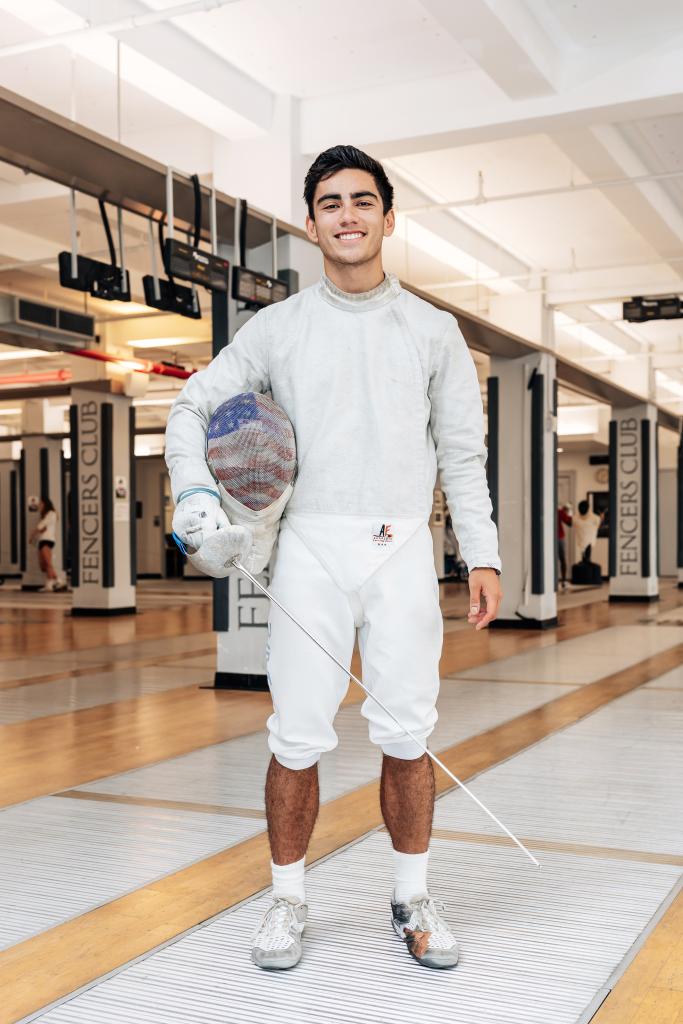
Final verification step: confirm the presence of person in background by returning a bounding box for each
[30,496,62,592]
[574,499,604,564]
[557,502,573,590]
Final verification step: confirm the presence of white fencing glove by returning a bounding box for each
[172,488,253,579]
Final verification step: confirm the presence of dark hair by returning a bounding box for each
[578,500,589,515]
[41,496,55,513]
[303,145,394,219]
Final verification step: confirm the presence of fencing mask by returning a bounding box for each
[206,392,296,572]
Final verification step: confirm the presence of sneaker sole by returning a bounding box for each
[251,951,302,971]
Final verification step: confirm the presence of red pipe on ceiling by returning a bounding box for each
[69,348,194,380]
[0,368,72,386]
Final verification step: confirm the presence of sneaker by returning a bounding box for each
[251,896,307,970]
[391,893,459,969]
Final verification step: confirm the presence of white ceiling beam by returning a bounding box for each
[546,265,683,306]
[50,0,274,137]
[553,125,683,280]
[301,47,683,157]
[387,161,532,288]
[422,0,560,99]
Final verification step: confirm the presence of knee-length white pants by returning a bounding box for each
[266,517,443,770]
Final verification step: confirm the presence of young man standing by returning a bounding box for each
[166,146,502,971]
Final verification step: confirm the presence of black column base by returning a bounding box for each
[608,593,659,603]
[490,615,558,630]
[204,671,269,692]
[71,605,137,616]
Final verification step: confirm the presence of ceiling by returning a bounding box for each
[0,0,682,436]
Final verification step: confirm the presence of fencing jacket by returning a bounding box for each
[165,272,501,576]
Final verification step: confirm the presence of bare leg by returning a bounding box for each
[43,548,57,581]
[265,755,320,865]
[380,752,435,854]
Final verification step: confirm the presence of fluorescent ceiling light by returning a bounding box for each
[128,337,209,348]
[557,405,601,436]
[588,302,623,321]
[587,303,646,346]
[0,408,22,415]
[386,158,529,293]
[116,359,148,372]
[393,217,522,295]
[656,371,683,397]
[132,397,176,406]
[0,1,264,139]
[0,348,52,360]
[555,313,625,357]
[0,0,81,33]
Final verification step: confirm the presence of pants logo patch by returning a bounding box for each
[372,523,393,546]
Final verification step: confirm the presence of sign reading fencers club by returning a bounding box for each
[609,404,658,602]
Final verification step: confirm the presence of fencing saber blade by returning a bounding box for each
[232,559,541,870]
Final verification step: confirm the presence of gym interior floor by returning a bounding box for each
[0,577,681,1024]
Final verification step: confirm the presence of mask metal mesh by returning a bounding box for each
[207,392,296,511]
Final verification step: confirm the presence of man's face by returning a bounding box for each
[305,168,394,266]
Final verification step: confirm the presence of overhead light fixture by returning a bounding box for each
[0,407,22,415]
[127,337,209,348]
[116,359,149,373]
[557,405,601,436]
[555,313,625,358]
[393,217,513,291]
[132,397,176,406]
[0,348,52,361]
[656,371,683,397]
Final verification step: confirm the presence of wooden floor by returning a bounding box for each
[0,577,681,1024]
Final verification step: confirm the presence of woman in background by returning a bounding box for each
[30,496,61,592]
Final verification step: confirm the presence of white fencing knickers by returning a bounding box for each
[265,516,443,770]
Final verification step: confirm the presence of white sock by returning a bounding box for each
[271,857,306,903]
[392,849,429,904]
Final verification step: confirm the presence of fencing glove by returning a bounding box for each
[172,488,252,578]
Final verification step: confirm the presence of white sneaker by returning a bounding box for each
[391,893,459,969]
[251,896,307,970]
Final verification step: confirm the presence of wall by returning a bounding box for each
[135,456,166,578]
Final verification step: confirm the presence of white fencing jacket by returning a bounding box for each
[165,272,501,575]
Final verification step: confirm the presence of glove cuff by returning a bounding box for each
[177,486,220,504]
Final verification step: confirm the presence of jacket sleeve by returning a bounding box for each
[428,317,502,574]
[165,311,270,502]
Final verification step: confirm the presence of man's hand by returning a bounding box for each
[467,568,502,630]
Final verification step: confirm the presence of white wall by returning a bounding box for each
[136,456,166,578]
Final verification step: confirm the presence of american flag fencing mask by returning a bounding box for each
[206,393,296,567]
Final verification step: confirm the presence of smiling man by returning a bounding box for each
[166,145,502,972]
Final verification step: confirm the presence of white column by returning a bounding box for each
[0,456,20,579]
[679,428,683,589]
[489,350,558,628]
[215,563,272,689]
[70,387,136,615]
[609,404,659,602]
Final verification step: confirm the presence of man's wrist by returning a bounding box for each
[471,565,501,576]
